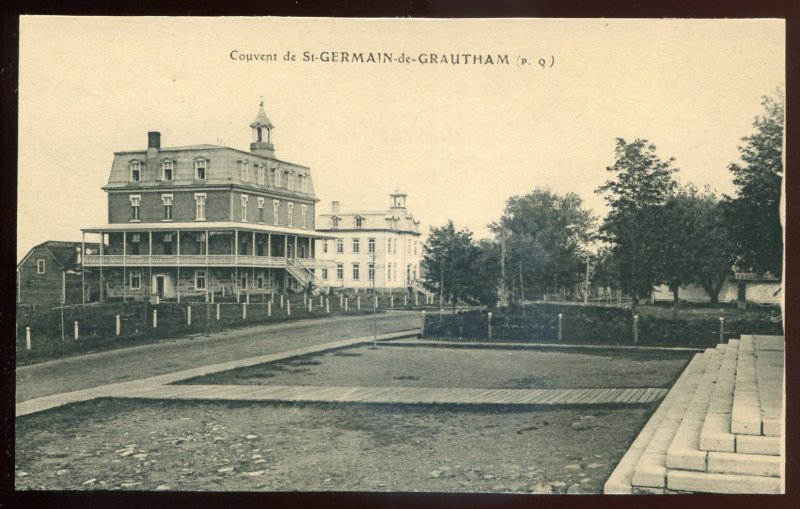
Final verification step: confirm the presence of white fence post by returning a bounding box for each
[558,313,563,341]
[487,312,492,339]
[287,300,292,316]
[26,327,31,350]
[357,296,361,310]
[374,295,378,309]
[115,315,121,336]
[216,304,221,321]
[633,315,639,344]
[420,311,426,338]
[308,299,312,312]
[344,297,348,312]
[74,321,79,340]
[242,303,247,319]
[719,317,725,344]
[187,306,192,325]
[153,309,158,328]
[390,295,394,308]
[280,294,284,308]
[404,294,408,306]
[415,292,419,306]
[267,300,272,317]
[326,298,330,314]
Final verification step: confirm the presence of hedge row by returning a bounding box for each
[422,304,783,348]
[15,293,431,364]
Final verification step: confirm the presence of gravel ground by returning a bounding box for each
[181,344,693,389]
[15,398,655,493]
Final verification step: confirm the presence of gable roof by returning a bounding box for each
[18,241,103,270]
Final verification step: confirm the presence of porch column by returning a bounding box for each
[235,230,239,256]
[267,233,272,260]
[122,232,127,302]
[177,229,181,258]
[284,234,288,258]
[252,231,256,260]
[205,229,209,265]
[294,236,298,260]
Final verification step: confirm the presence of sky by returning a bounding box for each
[18,17,785,261]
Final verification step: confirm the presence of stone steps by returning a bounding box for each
[605,335,785,494]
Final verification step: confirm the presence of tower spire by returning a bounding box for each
[250,98,275,157]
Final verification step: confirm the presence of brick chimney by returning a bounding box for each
[146,131,161,176]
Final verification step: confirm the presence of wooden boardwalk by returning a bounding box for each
[115,384,669,406]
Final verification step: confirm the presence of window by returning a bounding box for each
[257,274,264,289]
[336,239,344,254]
[129,161,141,182]
[36,259,45,274]
[331,216,340,229]
[352,238,360,254]
[194,159,207,180]
[129,269,141,290]
[273,200,280,225]
[163,233,173,255]
[194,193,206,221]
[162,194,173,220]
[161,161,174,181]
[270,167,278,186]
[130,195,141,221]
[257,165,265,185]
[301,205,308,229]
[368,263,375,281]
[355,216,363,228]
[387,263,393,281]
[323,241,328,254]
[198,233,206,255]
[195,269,207,290]
[240,274,248,290]
[352,263,360,281]
[336,263,344,280]
[241,194,249,222]
[301,174,308,193]
[239,160,249,181]
[287,203,294,226]
[322,268,329,280]
[414,241,418,255]
[257,197,265,223]
[387,238,392,254]
[129,233,140,255]
[407,239,411,255]
[283,170,290,189]
[368,238,375,253]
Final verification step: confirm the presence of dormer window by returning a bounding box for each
[271,167,278,186]
[129,161,142,182]
[194,158,208,180]
[284,170,291,190]
[161,160,174,181]
[331,216,340,229]
[239,160,249,181]
[257,165,265,185]
[355,216,364,228]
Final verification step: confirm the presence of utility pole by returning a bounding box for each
[519,261,525,316]
[584,253,590,305]
[61,270,66,343]
[372,250,377,348]
[499,235,507,307]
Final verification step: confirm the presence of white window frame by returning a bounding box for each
[36,259,46,274]
[161,160,174,181]
[331,216,340,229]
[368,238,375,254]
[161,194,173,221]
[195,269,207,290]
[368,263,375,281]
[352,263,360,281]
[129,161,141,182]
[301,205,308,229]
[287,202,294,226]
[194,193,207,221]
[130,194,141,222]
[273,200,280,226]
[271,167,278,186]
[336,263,344,280]
[257,197,265,223]
[239,160,249,181]
[257,165,265,185]
[241,194,249,222]
[322,268,329,280]
[194,158,208,180]
[323,240,328,254]
[129,269,141,290]
[355,216,363,228]
[336,239,344,254]
[352,238,360,254]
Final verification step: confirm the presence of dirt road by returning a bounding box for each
[16,312,422,403]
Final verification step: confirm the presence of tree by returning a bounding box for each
[723,92,784,277]
[654,185,736,308]
[596,138,679,308]
[421,221,499,309]
[491,188,595,300]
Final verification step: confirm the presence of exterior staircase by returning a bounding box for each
[286,258,327,294]
[604,335,784,494]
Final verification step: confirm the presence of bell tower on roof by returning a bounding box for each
[249,98,276,158]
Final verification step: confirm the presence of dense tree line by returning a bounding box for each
[421,92,784,308]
